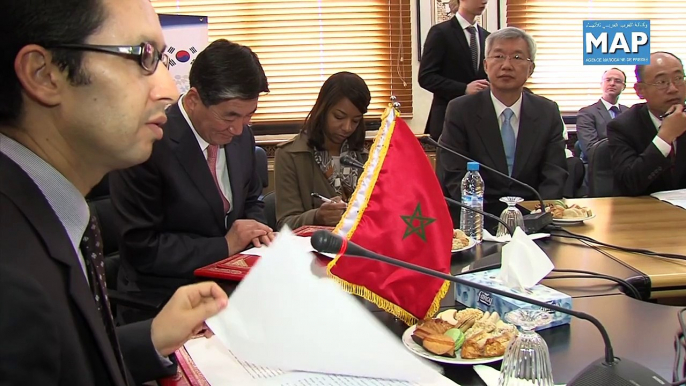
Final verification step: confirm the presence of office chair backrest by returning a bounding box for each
[254,146,269,189]
[587,138,614,197]
[262,190,277,230]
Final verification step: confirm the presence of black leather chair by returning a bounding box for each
[86,174,166,320]
[255,146,269,195]
[587,138,615,197]
[262,190,277,230]
[564,156,587,198]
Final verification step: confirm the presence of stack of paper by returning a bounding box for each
[651,189,686,210]
[196,228,457,386]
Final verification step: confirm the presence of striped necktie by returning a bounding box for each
[466,26,478,72]
[501,108,516,176]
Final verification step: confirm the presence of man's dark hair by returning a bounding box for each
[189,39,269,106]
[635,51,683,82]
[302,71,371,151]
[0,0,107,125]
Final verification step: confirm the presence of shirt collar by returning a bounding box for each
[0,133,90,251]
[600,97,619,112]
[455,12,477,31]
[178,94,211,152]
[648,110,662,131]
[490,91,523,121]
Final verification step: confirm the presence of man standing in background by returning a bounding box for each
[419,0,490,140]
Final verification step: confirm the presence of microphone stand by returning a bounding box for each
[340,155,514,237]
[420,136,553,233]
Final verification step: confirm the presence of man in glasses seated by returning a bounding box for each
[0,0,229,384]
[436,27,567,221]
[576,68,631,162]
[110,39,275,324]
[607,51,686,196]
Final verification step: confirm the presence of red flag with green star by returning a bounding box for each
[327,105,453,325]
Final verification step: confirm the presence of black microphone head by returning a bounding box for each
[310,230,344,254]
[340,155,364,170]
[419,136,435,146]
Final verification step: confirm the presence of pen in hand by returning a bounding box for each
[659,104,686,120]
[311,192,347,207]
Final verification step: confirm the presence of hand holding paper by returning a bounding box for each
[497,228,554,289]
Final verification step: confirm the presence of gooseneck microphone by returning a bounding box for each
[339,153,514,236]
[311,230,669,386]
[420,136,553,233]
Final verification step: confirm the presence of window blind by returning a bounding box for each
[151,0,413,124]
[506,0,686,114]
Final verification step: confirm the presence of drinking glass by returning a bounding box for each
[497,196,526,237]
[498,308,555,386]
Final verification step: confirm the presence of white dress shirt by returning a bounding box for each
[648,110,675,157]
[178,95,233,213]
[455,12,481,64]
[491,92,523,139]
[600,97,621,118]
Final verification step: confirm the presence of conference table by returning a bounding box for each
[163,196,684,385]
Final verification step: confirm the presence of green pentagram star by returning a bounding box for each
[400,203,436,242]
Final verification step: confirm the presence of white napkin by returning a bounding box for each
[497,227,554,289]
[473,365,565,386]
[205,227,444,383]
[483,228,550,243]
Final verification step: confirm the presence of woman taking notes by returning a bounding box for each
[275,72,371,229]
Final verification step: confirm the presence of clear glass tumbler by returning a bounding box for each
[497,196,526,237]
[498,308,555,386]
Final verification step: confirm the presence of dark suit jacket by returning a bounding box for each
[607,103,686,196]
[437,90,568,214]
[110,102,266,297]
[576,99,629,161]
[0,153,174,386]
[418,17,489,141]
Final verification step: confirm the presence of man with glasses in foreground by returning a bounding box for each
[110,39,274,324]
[576,68,631,162]
[437,27,567,218]
[607,51,686,196]
[0,0,228,384]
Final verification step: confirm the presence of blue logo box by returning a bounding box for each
[583,20,650,65]
[454,269,572,331]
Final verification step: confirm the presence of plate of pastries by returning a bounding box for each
[451,229,476,252]
[402,308,518,365]
[532,200,595,224]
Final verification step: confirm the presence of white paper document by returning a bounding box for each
[204,228,456,386]
[242,236,335,258]
[651,189,686,210]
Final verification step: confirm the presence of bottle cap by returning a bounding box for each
[467,161,480,171]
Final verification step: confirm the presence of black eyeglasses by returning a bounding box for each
[50,42,169,74]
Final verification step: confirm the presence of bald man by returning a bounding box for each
[607,52,686,196]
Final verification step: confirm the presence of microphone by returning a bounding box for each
[311,230,668,386]
[340,155,365,170]
[420,136,553,233]
[444,196,514,236]
[338,153,512,236]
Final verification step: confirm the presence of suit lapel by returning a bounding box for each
[512,93,542,178]
[477,25,487,72]
[167,103,225,230]
[0,155,127,386]
[449,17,475,77]
[475,91,508,173]
[595,100,613,124]
[223,138,243,227]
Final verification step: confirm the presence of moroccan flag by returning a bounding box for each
[327,104,453,325]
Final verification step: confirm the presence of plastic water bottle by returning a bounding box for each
[460,161,484,243]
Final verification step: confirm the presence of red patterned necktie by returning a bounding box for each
[207,144,231,214]
[80,214,128,385]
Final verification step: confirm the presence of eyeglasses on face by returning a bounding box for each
[486,54,532,64]
[49,42,169,74]
[643,75,686,91]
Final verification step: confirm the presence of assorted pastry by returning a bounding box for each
[532,200,593,219]
[452,229,471,250]
[411,308,518,359]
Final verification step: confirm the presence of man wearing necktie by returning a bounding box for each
[576,68,631,162]
[0,0,229,384]
[607,52,686,196]
[110,40,274,324]
[418,0,491,141]
[437,27,567,221]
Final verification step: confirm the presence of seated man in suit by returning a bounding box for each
[418,0,491,141]
[0,0,228,383]
[437,26,567,218]
[110,39,274,323]
[577,68,630,161]
[607,51,686,196]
